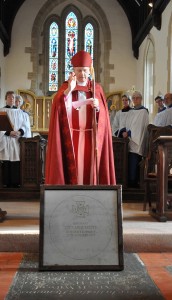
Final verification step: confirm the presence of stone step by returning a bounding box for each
[0,202,171,253]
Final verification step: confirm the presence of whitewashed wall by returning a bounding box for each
[0,40,6,105]
[102,0,136,92]
[137,1,172,96]
[0,0,172,108]
[0,0,136,106]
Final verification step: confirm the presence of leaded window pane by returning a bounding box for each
[84,23,94,61]
[65,12,78,80]
[49,22,58,91]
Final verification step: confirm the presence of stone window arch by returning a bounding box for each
[30,0,112,95]
[42,5,99,95]
[144,35,155,122]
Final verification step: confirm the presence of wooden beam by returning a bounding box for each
[0,21,10,56]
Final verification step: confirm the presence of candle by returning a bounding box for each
[36,103,39,129]
[47,102,50,119]
[37,103,39,117]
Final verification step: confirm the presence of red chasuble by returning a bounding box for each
[45,80,116,185]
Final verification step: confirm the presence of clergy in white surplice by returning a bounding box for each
[112,94,132,137]
[123,91,149,187]
[0,91,31,187]
[153,93,172,127]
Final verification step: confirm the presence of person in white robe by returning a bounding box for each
[155,95,166,113]
[15,94,31,138]
[123,91,149,187]
[153,93,172,126]
[112,94,132,137]
[0,91,31,187]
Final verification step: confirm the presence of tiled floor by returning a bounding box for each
[139,253,172,300]
[0,202,172,299]
[0,252,23,300]
[0,252,172,299]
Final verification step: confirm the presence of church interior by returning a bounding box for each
[0,0,172,299]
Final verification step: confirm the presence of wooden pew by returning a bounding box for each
[112,137,129,188]
[19,135,47,188]
[0,135,47,200]
[143,125,172,221]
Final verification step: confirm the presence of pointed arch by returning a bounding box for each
[42,14,61,95]
[144,34,155,122]
[83,16,99,71]
[61,5,82,81]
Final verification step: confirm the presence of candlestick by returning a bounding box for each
[47,102,50,119]
[36,103,39,129]
[37,103,39,116]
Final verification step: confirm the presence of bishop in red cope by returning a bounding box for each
[45,50,116,185]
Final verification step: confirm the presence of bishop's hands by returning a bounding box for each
[64,72,76,97]
[90,98,99,109]
[64,71,99,110]
[68,72,76,91]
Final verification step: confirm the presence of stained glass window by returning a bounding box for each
[84,23,94,61]
[47,11,96,92]
[65,12,78,80]
[49,22,58,92]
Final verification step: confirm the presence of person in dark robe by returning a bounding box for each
[45,50,116,185]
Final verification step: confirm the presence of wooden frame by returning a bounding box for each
[39,185,123,271]
[17,89,53,131]
[143,125,172,214]
[106,91,124,113]
[149,136,172,222]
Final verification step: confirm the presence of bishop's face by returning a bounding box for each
[74,67,90,83]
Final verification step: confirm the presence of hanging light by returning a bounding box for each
[148,1,153,8]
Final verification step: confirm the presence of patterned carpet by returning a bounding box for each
[5,253,164,300]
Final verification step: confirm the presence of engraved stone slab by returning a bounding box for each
[6,253,164,300]
[39,186,123,270]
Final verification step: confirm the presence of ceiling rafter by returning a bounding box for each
[0,0,171,57]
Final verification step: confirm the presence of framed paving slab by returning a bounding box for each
[39,185,123,271]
